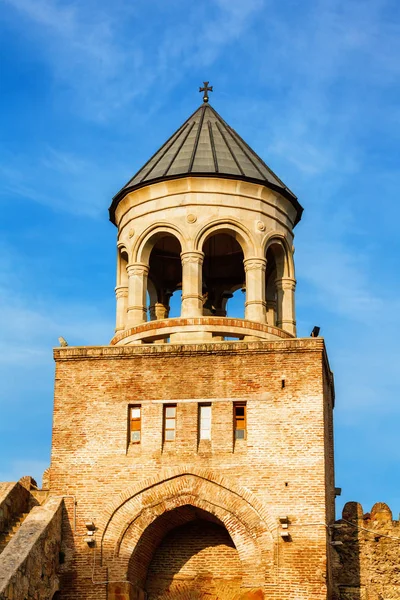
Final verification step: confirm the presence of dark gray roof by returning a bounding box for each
[109,103,303,224]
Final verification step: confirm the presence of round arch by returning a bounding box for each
[122,495,266,589]
[195,219,256,259]
[263,234,294,279]
[133,223,186,265]
[99,471,275,591]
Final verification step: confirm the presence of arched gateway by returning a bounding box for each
[97,471,274,600]
[99,470,276,598]
[50,87,335,600]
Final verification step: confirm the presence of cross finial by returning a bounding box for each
[199,81,213,103]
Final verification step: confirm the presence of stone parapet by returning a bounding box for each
[54,336,326,360]
[0,497,63,600]
[332,501,400,600]
[0,482,31,536]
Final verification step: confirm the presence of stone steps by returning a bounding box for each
[0,511,30,555]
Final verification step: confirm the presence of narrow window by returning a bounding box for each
[164,405,176,441]
[130,405,141,443]
[234,402,246,439]
[199,404,211,440]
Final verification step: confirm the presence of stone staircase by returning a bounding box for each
[0,510,30,555]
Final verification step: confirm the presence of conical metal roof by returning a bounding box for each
[109,103,303,224]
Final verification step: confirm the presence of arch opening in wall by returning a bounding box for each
[201,233,245,321]
[117,247,129,288]
[265,241,289,329]
[147,234,182,321]
[127,505,243,600]
[265,247,277,327]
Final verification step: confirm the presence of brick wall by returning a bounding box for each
[50,338,335,600]
[146,520,242,600]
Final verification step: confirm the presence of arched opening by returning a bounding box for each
[128,505,242,600]
[265,247,277,326]
[202,233,245,319]
[147,234,182,320]
[115,247,129,331]
[117,247,129,287]
[265,240,293,331]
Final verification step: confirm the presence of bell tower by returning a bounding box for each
[109,90,302,345]
[50,88,336,600]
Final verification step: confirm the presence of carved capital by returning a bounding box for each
[181,251,205,266]
[275,277,296,291]
[127,263,150,277]
[115,285,128,299]
[243,257,267,272]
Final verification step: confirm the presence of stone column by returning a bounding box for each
[126,263,149,327]
[266,300,276,326]
[115,285,128,332]
[275,277,296,335]
[243,258,267,323]
[180,251,204,318]
[149,302,169,320]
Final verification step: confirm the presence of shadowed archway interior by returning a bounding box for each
[128,505,243,600]
[148,234,182,320]
[202,232,245,317]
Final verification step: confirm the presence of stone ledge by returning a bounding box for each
[54,337,325,361]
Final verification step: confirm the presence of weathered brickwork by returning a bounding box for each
[49,338,335,600]
[146,520,242,599]
[332,501,400,600]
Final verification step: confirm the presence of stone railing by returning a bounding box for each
[0,497,63,599]
[110,316,294,346]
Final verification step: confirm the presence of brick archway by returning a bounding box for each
[99,470,276,594]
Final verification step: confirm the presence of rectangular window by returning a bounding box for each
[234,402,246,440]
[199,404,212,440]
[164,404,176,441]
[130,405,141,443]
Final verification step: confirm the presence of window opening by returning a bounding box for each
[130,405,141,443]
[234,402,246,439]
[199,404,212,440]
[164,405,177,441]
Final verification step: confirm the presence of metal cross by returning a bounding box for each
[199,81,213,103]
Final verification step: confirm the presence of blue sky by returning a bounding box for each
[1,0,399,519]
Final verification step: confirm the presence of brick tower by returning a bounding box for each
[50,89,336,600]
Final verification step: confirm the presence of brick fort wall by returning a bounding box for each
[50,338,335,600]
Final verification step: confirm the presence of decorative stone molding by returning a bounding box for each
[243,257,267,272]
[127,263,150,277]
[186,213,197,223]
[180,250,204,265]
[115,285,128,298]
[256,220,266,232]
[275,277,296,291]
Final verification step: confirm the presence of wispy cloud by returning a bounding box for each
[0,146,118,216]
[1,0,265,120]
